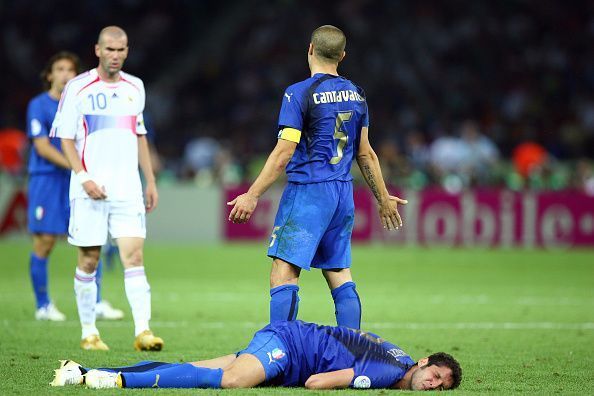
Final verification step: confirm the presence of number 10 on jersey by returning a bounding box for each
[330,111,353,165]
[88,93,107,110]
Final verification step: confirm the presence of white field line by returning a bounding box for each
[2,320,594,330]
[1,292,593,306]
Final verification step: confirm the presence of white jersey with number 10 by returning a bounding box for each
[51,68,147,201]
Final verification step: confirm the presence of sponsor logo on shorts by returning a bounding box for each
[267,348,285,364]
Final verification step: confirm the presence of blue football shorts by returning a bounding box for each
[267,180,354,270]
[27,173,70,234]
[237,327,289,382]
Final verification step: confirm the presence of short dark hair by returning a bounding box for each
[311,25,346,63]
[428,352,462,390]
[40,51,81,90]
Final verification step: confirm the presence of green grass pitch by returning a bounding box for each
[1,241,593,394]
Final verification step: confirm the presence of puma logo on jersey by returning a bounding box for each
[152,374,160,388]
[284,92,293,102]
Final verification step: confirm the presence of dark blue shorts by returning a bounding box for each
[27,173,70,234]
[267,181,354,270]
[237,328,289,382]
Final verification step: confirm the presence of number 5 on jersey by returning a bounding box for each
[330,111,353,164]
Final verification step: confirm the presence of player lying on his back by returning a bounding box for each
[51,320,461,391]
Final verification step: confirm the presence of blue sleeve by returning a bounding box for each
[362,100,370,128]
[26,98,49,139]
[277,85,307,132]
[351,360,403,389]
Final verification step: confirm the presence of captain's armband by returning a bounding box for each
[277,127,301,143]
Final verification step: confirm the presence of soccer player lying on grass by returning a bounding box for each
[51,320,461,391]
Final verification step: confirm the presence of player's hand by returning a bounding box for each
[82,180,107,200]
[377,195,408,230]
[227,193,258,224]
[145,181,159,213]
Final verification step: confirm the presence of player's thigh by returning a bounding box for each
[190,354,237,369]
[108,198,146,240]
[312,182,355,270]
[267,183,337,270]
[233,329,288,387]
[221,354,267,388]
[68,198,109,247]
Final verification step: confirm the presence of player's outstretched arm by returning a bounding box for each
[33,137,71,169]
[227,139,296,224]
[138,135,158,212]
[356,127,407,230]
[61,138,106,200]
[304,368,354,389]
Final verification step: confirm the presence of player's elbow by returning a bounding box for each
[357,144,374,159]
[356,145,374,162]
[273,149,294,171]
[275,154,291,170]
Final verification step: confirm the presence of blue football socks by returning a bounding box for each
[30,253,49,308]
[116,363,223,388]
[331,281,361,329]
[95,259,103,303]
[270,284,300,322]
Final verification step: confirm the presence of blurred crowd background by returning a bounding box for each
[1,0,593,193]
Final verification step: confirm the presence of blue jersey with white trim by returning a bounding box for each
[268,320,414,388]
[278,73,369,183]
[26,93,68,175]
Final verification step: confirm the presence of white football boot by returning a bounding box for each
[35,302,66,321]
[96,300,124,320]
[50,360,84,386]
[84,370,122,389]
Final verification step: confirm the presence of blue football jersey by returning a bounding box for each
[277,73,369,183]
[26,92,68,175]
[267,321,414,389]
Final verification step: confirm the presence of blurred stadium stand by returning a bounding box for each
[1,0,593,192]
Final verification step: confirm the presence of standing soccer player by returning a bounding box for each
[228,25,407,328]
[51,26,163,351]
[27,52,125,322]
[26,52,78,321]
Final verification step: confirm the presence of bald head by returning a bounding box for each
[95,26,129,81]
[98,26,127,45]
[311,25,346,63]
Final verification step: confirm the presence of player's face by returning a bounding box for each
[410,364,454,391]
[49,59,77,93]
[95,35,128,76]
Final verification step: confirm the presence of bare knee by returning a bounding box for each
[32,234,57,258]
[322,268,353,290]
[270,259,301,288]
[120,248,143,268]
[221,372,248,389]
[78,247,101,273]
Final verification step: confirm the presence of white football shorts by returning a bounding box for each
[68,198,146,246]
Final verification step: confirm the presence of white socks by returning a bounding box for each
[124,266,151,336]
[74,268,99,339]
